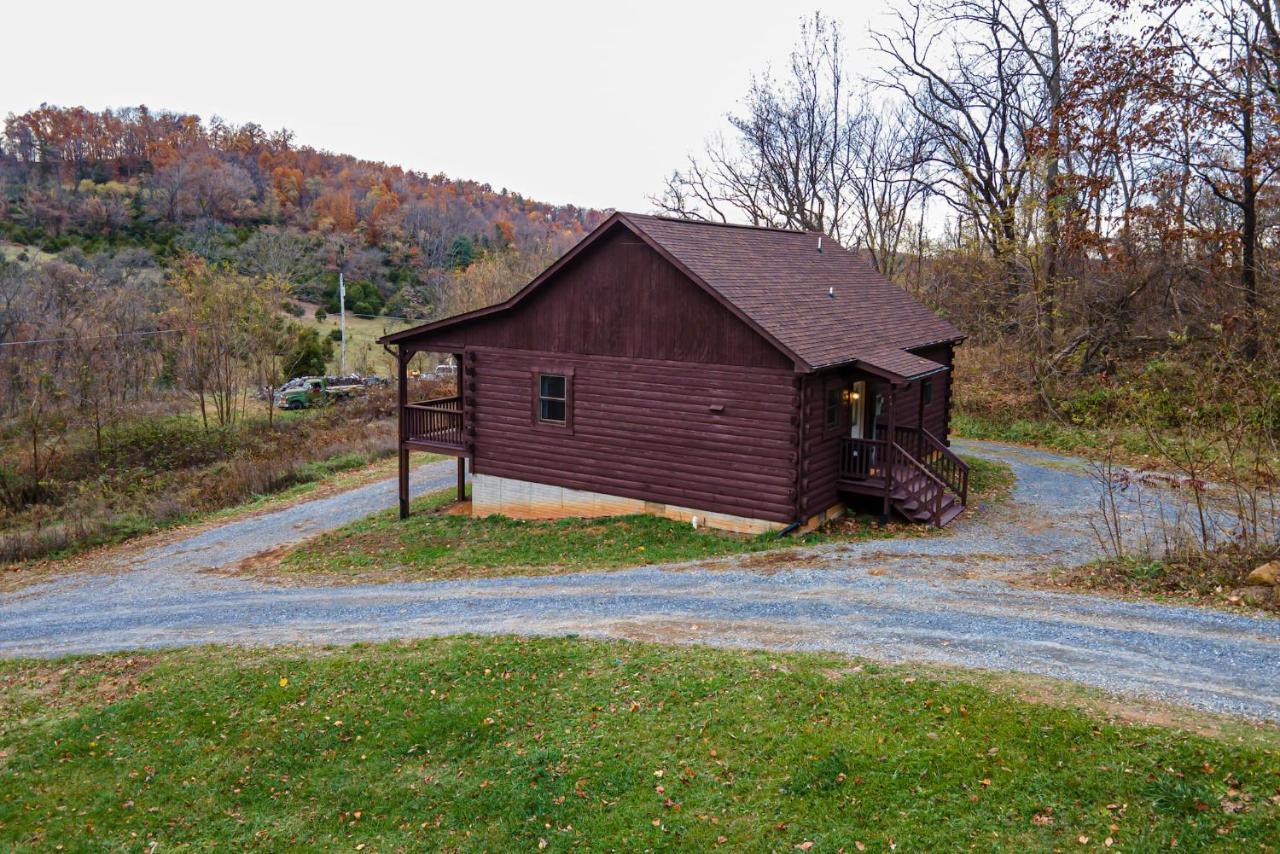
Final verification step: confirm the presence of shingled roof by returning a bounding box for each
[383,212,963,380]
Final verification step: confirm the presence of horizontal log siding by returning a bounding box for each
[470,349,799,523]
[403,228,793,371]
[888,344,954,442]
[797,374,843,519]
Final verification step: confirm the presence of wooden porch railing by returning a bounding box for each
[840,437,888,480]
[405,395,464,448]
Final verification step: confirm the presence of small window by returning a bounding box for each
[538,373,567,424]
[922,379,933,406]
[825,387,842,429]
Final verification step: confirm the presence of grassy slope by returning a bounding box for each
[1,402,402,568]
[0,637,1276,850]
[289,301,420,376]
[276,454,1011,583]
[276,488,899,582]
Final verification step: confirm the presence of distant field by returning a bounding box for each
[0,242,56,265]
[287,301,431,377]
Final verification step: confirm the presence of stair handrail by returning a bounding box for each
[892,442,949,525]
[916,428,970,506]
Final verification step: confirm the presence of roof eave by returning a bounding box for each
[808,356,952,384]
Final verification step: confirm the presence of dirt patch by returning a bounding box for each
[601,617,811,648]
[218,543,293,579]
[1013,552,1280,620]
[680,548,834,575]
[730,551,829,573]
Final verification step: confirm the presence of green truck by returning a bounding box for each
[275,377,363,410]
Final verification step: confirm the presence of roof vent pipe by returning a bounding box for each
[817,236,823,253]
[828,287,835,299]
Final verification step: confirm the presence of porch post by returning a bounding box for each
[882,383,898,522]
[397,345,410,520]
[456,351,466,502]
[916,379,925,431]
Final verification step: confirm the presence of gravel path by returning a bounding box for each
[2,441,1278,721]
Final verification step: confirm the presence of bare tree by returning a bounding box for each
[1166,0,1280,358]
[847,102,933,278]
[653,14,863,241]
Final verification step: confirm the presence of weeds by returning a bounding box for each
[0,394,398,564]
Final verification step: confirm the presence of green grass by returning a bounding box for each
[953,412,1158,457]
[290,300,419,375]
[0,637,1276,849]
[964,453,1017,499]
[276,455,1012,583]
[277,487,894,582]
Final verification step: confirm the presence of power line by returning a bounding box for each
[0,327,188,348]
[0,311,425,348]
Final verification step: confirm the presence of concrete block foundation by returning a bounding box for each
[471,473,821,535]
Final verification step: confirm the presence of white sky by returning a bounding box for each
[3,0,891,213]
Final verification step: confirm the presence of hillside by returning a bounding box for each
[0,104,602,318]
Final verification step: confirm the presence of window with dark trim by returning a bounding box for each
[824,386,842,429]
[538,373,567,424]
[922,379,933,406]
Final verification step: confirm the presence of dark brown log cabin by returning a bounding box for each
[379,212,967,533]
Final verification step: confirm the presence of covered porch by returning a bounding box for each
[820,367,969,527]
[392,346,472,518]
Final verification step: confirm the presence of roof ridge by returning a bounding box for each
[623,211,810,235]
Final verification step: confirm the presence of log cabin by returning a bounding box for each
[379,212,967,533]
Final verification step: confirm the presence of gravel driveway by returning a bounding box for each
[2,441,1278,721]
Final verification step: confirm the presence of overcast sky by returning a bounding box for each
[4,0,891,213]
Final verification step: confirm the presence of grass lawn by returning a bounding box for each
[953,412,1160,460]
[274,488,898,582]
[964,453,1017,499]
[272,455,1011,583]
[0,637,1276,850]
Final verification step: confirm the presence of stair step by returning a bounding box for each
[937,503,965,527]
[891,489,960,526]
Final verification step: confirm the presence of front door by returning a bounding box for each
[848,380,867,439]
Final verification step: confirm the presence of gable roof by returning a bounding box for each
[381,212,963,381]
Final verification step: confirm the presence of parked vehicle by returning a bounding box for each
[276,376,364,409]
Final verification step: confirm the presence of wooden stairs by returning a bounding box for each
[837,427,970,528]
[889,462,965,527]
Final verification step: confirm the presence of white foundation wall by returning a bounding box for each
[470,473,790,535]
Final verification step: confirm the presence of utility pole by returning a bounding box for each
[337,243,347,374]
